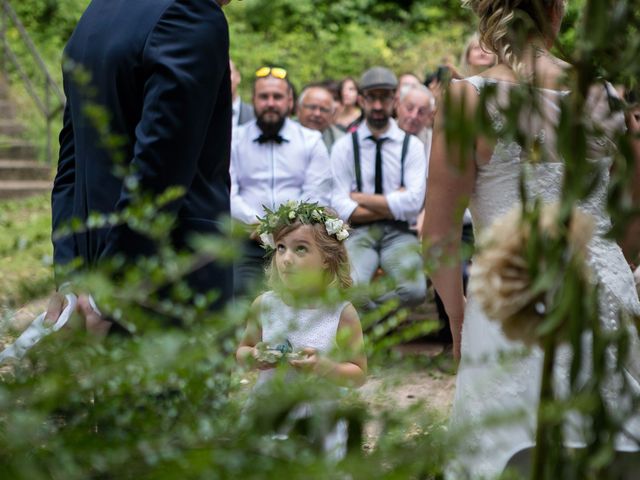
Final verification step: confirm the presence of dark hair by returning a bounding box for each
[320,79,341,102]
[338,77,359,103]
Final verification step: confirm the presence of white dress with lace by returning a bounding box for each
[449,76,640,478]
[256,291,349,386]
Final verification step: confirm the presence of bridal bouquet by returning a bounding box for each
[469,203,594,345]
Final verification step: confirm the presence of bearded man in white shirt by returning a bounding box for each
[230,67,331,295]
[330,67,427,309]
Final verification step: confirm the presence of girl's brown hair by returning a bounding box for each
[265,219,352,291]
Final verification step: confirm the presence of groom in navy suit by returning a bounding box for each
[49,0,235,333]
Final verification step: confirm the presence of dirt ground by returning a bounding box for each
[361,344,456,414]
[2,299,457,417]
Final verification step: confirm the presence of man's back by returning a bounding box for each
[53,0,232,266]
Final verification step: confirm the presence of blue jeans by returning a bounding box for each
[347,222,426,308]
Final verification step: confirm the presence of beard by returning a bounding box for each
[366,111,390,131]
[256,109,286,137]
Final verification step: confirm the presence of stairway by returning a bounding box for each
[0,77,52,200]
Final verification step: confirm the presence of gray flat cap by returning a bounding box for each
[359,66,398,91]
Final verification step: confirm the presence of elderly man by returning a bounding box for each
[297,84,344,152]
[231,67,331,295]
[396,83,435,156]
[330,67,427,309]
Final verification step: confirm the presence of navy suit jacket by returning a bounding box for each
[52,0,232,303]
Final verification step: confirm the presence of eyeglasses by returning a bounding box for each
[255,66,288,79]
[363,92,394,104]
[301,104,332,114]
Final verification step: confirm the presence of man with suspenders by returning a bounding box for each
[330,67,428,310]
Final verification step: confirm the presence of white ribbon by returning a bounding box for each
[0,293,78,364]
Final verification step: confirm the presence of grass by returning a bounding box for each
[0,193,53,309]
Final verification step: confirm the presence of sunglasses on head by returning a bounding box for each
[255,66,287,79]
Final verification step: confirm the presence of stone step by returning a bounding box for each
[0,119,25,136]
[0,159,51,181]
[0,180,51,199]
[0,141,38,160]
[0,98,16,118]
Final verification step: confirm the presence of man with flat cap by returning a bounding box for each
[330,67,428,309]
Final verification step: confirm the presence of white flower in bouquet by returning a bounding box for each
[336,229,350,241]
[259,232,275,249]
[325,218,344,236]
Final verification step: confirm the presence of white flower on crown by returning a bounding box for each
[259,232,275,249]
[288,210,296,219]
[285,200,298,209]
[336,229,350,241]
[311,210,322,221]
[325,218,344,236]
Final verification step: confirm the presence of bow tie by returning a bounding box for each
[256,133,286,144]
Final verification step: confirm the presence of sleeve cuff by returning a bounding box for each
[385,192,406,221]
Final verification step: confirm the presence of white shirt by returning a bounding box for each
[232,97,241,127]
[416,127,433,159]
[330,119,427,223]
[230,118,331,224]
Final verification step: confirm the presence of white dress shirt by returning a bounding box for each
[330,119,427,223]
[416,127,433,159]
[230,118,331,224]
[232,96,241,127]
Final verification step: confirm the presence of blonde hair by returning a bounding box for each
[463,0,565,74]
[459,32,497,76]
[265,219,353,291]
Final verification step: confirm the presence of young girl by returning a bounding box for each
[236,201,367,388]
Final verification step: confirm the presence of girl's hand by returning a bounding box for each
[251,343,277,370]
[288,347,319,371]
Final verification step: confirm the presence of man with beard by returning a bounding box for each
[330,67,427,310]
[230,67,331,295]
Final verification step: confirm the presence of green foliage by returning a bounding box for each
[225,0,474,96]
[1,1,639,479]
[0,194,53,308]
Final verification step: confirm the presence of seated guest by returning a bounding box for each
[394,72,422,106]
[297,84,345,152]
[459,32,497,76]
[396,83,436,156]
[334,76,362,132]
[330,67,427,309]
[231,67,331,295]
[230,59,255,128]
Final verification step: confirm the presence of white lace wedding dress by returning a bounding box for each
[449,76,640,478]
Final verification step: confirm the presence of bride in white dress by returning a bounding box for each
[422,0,640,477]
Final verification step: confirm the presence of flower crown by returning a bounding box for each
[256,201,350,252]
